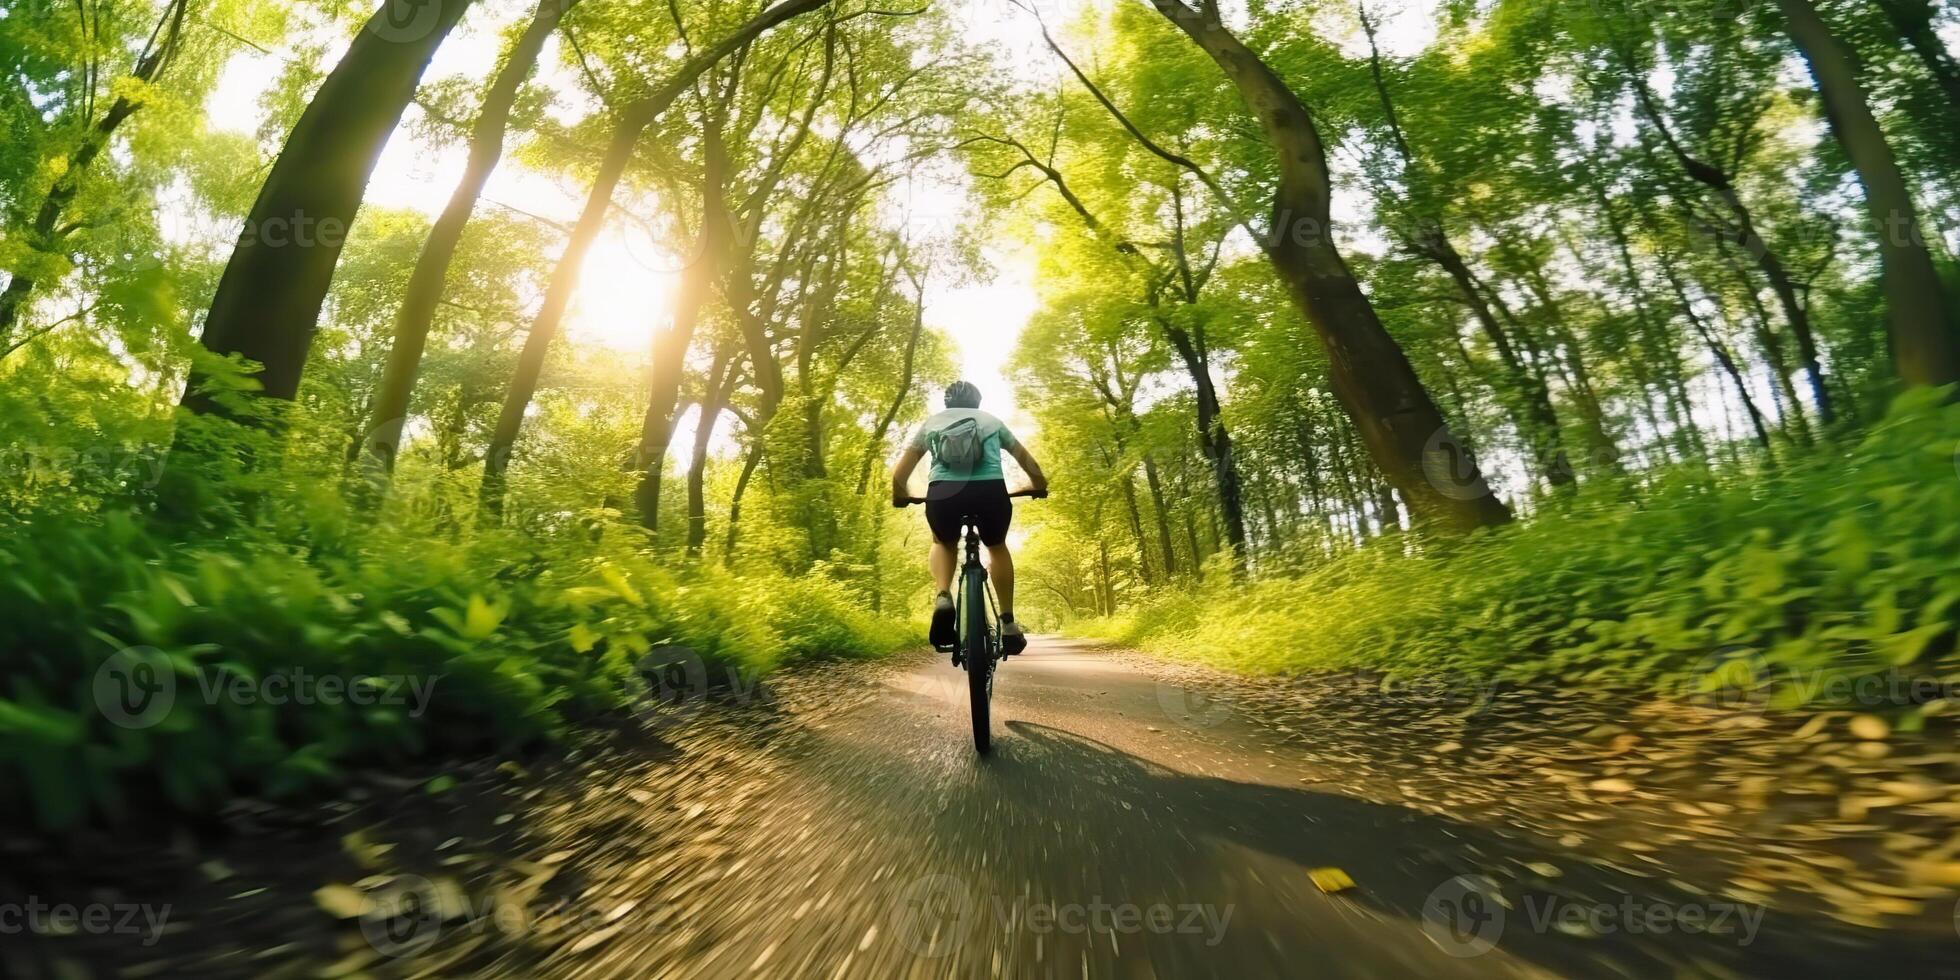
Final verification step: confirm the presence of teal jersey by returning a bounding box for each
[909,409,1018,483]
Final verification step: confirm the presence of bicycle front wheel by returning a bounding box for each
[964,567,992,754]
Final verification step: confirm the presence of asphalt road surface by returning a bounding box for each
[511,636,1943,980]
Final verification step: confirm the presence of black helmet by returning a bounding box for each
[945,381,982,409]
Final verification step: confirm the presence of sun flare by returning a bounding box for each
[565,223,680,356]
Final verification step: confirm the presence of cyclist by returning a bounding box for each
[891,381,1047,657]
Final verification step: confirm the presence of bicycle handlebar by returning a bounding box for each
[897,489,1047,507]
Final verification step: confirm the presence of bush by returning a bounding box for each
[0,506,919,830]
[1080,389,1960,711]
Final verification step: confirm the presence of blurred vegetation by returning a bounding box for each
[0,442,920,830]
[4,0,1960,835]
[0,0,950,830]
[1075,390,1960,716]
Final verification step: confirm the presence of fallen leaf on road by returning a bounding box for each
[313,884,367,919]
[1905,861,1960,886]
[1308,867,1356,893]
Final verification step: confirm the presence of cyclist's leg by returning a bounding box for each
[929,540,956,594]
[985,544,1015,618]
[922,482,967,650]
[973,481,1025,654]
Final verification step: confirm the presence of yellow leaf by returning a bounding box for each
[1906,861,1960,887]
[1308,867,1356,893]
[1792,713,1834,740]
[1876,778,1941,803]
[599,565,643,606]
[462,593,508,639]
[569,622,599,654]
[1848,715,1889,741]
[314,883,368,919]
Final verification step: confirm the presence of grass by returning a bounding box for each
[0,503,918,830]
[1077,389,1960,718]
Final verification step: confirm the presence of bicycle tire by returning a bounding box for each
[963,566,992,754]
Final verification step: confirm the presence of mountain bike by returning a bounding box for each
[900,488,1041,754]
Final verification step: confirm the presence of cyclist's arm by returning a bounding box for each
[1007,442,1047,495]
[890,445,926,507]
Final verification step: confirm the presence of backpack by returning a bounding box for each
[932,417,984,473]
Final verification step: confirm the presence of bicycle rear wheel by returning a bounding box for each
[963,567,992,754]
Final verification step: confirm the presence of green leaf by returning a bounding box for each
[0,698,85,745]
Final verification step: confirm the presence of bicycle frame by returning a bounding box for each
[897,487,1041,754]
[953,517,999,753]
[953,520,1001,667]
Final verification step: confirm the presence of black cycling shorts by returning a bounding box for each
[924,479,1012,546]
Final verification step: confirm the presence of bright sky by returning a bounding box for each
[198,0,1443,458]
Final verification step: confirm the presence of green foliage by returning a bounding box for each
[1080,391,1960,706]
[5,0,1955,842]
[0,461,918,832]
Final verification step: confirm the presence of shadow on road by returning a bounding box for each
[961,720,1944,978]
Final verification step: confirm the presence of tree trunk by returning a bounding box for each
[1727,197,1834,423]
[636,126,729,531]
[1253,468,1283,547]
[1142,0,1511,532]
[1633,80,1837,422]
[1158,319,1250,559]
[1105,433,1154,583]
[790,245,855,483]
[1423,233,1572,490]
[1098,539,1116,615]
[723,438,765,566]
[1358,18,1572,492]
[1779,0,1960,387]
[856,285,925,494]
[1329,415,1367,545]
[1141,453,1178,578]
[478,0,833,520]
[1593,176,1706,462]
[359,0,574,491]
[687,346,738,557]
[1293,410,1335,543]
[1658,248,1775,452]
[182,0,471,415]
[1723,253,1814,444]
[1516,272,1620,473]
[1875,0,1960,127]
[1182,495,1204,579]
